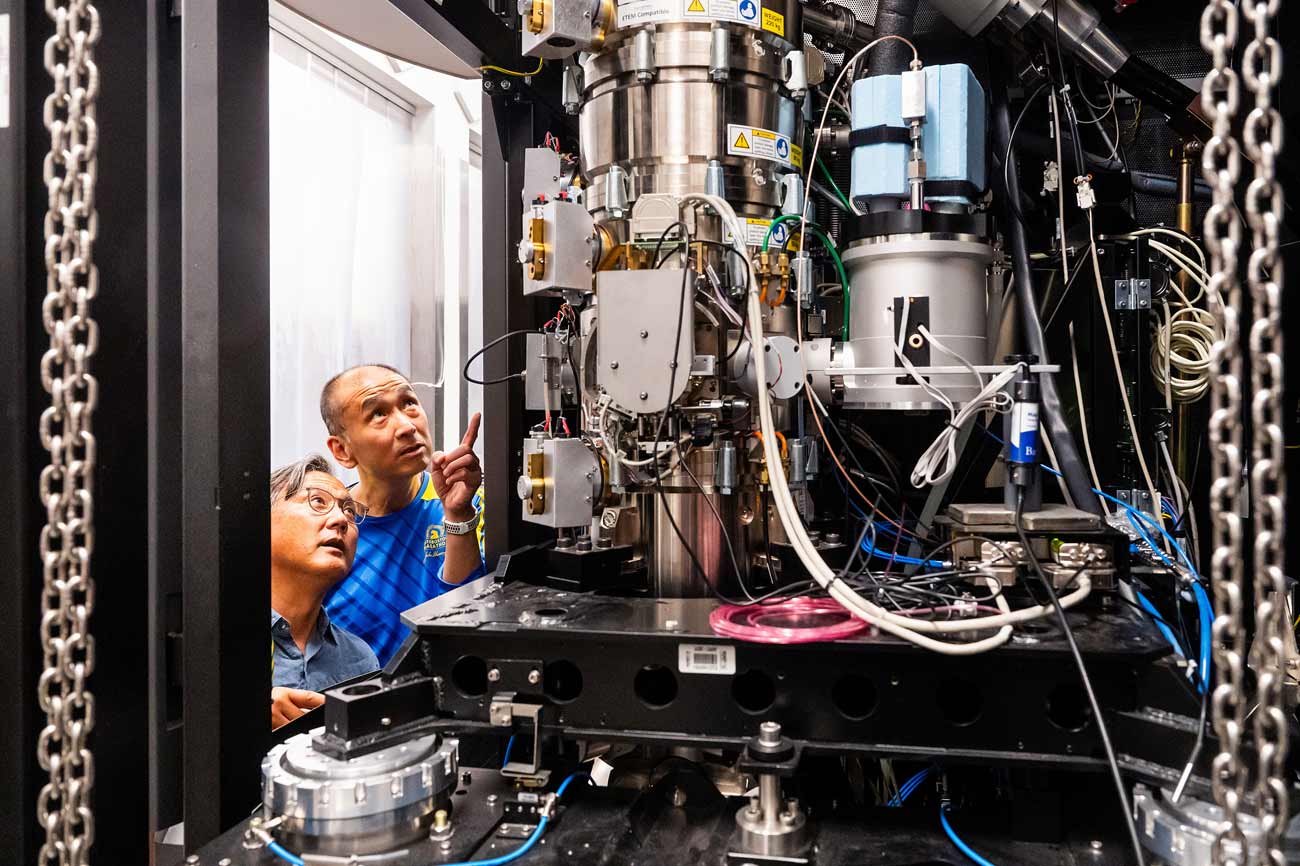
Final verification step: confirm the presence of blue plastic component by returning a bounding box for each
[850,64,987,208]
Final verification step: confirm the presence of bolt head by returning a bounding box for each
[610,361,619,369]
[528,669,542,685]
[487,668,502,682]
[639,391,648,400]
[639,329,648,338]
[487,794,499,805]
[758,721,782,744]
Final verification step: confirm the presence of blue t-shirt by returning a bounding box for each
[324,473,486,665]
[271,608,378,693]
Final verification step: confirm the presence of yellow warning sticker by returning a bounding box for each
[687,0,705,10]
[677,0,768,33]
[727,123,797,169]
[761,8,784,36]
[724,217,792,248]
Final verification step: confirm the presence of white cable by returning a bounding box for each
[1085,210,1161,521]
[900,307,1014,488]
[703,191,1090,653]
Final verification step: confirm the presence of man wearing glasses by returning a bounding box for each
[269,455,378,729]
[320,364,486,666]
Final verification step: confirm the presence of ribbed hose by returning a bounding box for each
[865,0,918,76]
[992,86,1102,515]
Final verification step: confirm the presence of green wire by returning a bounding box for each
[815,159,853,212]
[757,216,852,341]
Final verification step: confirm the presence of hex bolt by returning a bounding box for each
[527,669,542,685]
[487,668,501,682]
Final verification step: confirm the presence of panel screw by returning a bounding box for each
[610,361,619,369]
[487,794,499,805]
[186,858,199,865]
[1090,840,1104,852]
[640,330,648,338]
[487,668,501,682]
[528,669,542,685]
[758,721,782,744]
[639,392,648,400]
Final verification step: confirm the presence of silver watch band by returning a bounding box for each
[442,509,481,536]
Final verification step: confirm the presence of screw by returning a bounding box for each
[528,669,542,685]
[441,839,453,852]
[758,721,782,744]
[501,79,513,91]
[585,259,592,267]
[380,716,392,727]
[219,860,231,866]
[186,858,199,865]
[487,794,499,806]
[434,809,450,831]
[462,771,473,786]
[747,797,761,816]
[639,392,648,400]
[610,361,619,369]
[487,668,501,682]
[1090,840,1104,852]
[640,330,648,338]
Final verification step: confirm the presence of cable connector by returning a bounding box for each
[540,792,560,820]
[1073,174,1096,210]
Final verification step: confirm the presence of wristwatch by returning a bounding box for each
[443,510,481,536]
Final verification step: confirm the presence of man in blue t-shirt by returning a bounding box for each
[321,364,486,664]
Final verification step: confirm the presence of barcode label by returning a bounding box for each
[678,643,736,675]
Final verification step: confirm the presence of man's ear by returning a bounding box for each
[326,434,358,470]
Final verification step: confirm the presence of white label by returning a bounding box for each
[724,217,789,249]
[616,0,678,27]
[0,15,10,129]
[618,0,783,34]
[678,643,736,674]
[727,123,803,169]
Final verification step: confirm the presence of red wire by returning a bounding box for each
[710,598,871,644]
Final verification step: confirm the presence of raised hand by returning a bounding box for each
[430,412,482,521]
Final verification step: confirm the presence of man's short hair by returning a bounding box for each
[270,454,334,505]
[319,363,408,436]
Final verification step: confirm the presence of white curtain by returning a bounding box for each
[268,29,416,480]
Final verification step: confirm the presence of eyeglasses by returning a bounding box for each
[300,487,368,525]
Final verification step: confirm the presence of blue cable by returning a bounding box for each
[940,806,999,866]
[888,767,931,806]
[1135,590,1189,660]
[1191,579,1213,692]
[860,538,948,569]
[266,841,305,866]
[503,734,516,767]
[1126,510,1177,569]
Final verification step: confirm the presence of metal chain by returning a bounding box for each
[36,2,101,865]
[1199,2,1249,865]
[1241,2,1289,864]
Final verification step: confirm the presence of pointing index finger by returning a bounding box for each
[461,412,482,449]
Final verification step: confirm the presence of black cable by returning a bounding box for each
[1014,490,1146,866]
[463,328,534,385]
[993,83,1102,514]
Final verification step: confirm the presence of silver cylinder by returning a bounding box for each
[841,233,993,410]
[716,439,739,494]
[580,25,802,220]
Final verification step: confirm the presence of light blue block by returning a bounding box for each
[849,64,986,209]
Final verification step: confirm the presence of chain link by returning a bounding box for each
[1199,2,1249,864]
[1241,2,1289,864]
[36,2,101,865]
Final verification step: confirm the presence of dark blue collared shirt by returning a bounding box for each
[271,607,379,693]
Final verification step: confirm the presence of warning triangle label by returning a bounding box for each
[733,132,750,149]
[687,0,705,11]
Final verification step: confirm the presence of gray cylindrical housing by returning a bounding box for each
[841,234,992,410]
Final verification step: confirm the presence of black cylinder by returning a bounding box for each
[993,84,1102,515]
[865,0,918,77]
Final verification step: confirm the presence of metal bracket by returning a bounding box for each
[1116,488,1155,519]
[1114,278,1151,311]
[490,693,547,779]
